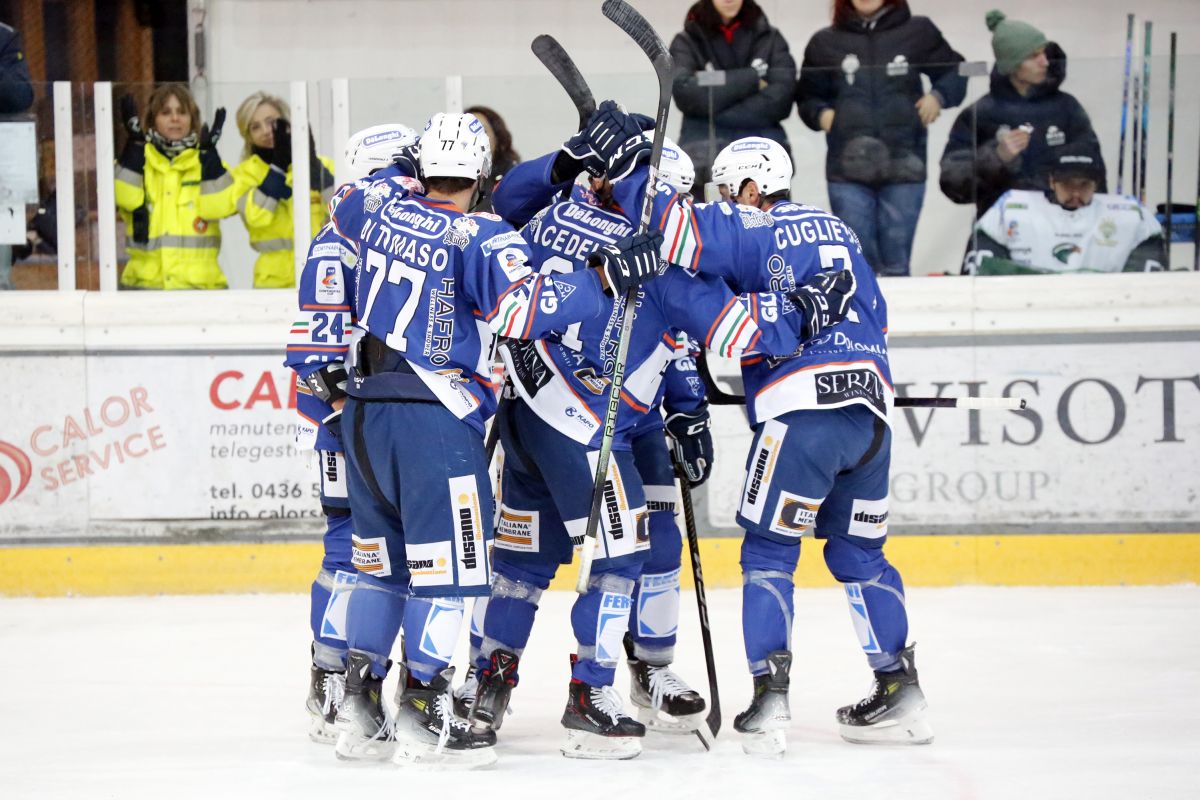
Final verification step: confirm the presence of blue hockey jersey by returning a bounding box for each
[332,174,610,436]
[506,196,809,449]
[614,172,893,428]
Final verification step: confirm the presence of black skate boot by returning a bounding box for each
[306,662,346,744]
[560,663,646,760]
[452,665,478,719]
[733,650,792,757]
[836,644,933,745]
[468,649,519,733]
[333,651,394,761]
[393,666,498,768]
[624,634,706,735]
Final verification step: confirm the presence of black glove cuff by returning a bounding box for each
[305,363,348,404]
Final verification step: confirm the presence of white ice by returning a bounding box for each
[2,586,1197,799]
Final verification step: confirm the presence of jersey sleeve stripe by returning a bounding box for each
[520,276,543,339]
[287,345,348,353]
[704,296,739,348]
[302,303,351,311]
[620,389,649,414]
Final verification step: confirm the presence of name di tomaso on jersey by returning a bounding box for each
[614,174,893,428]
[505,194,812,449]
[331,174,608,433]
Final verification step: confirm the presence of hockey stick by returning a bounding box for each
[1117,14,1134,195]
[532,34,597,131]
[1138,21,1153,205]
[576,0,674,593]
[673,452,721,749]
[1165,32,1176,266]
[1131,75,1141,198]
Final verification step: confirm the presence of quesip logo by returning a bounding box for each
[0,440,33,506]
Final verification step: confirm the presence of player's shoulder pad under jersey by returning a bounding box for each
[734,203,775,230]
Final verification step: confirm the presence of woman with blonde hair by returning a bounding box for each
[114,83,239,289]
[232,91,335,288]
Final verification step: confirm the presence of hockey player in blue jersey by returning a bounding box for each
[497,138,717,734]
[284,122,420,744]
[330,111,663,768]
[465,104,851,759]
[608,126,931,754]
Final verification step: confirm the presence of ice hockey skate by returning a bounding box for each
[468,649,519,733]
[392,666,498,769]
[624,635,706,735]
[837,644,933,745]
[452,665,478,719]
[333,652,395,761]
[560,677,646,760]
[734,650,792,757]
[306,663,346,744]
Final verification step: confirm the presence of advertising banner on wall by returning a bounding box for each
[1,332,1197,541]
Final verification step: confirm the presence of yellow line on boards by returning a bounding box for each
[1,534,1197,597]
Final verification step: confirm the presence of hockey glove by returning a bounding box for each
[269,118,292,169]
[789,268,857,341]
[117,94,146,174]
[665,406,713,486]
[590,229,664,296]
[583,100,648,164]
[320,409,343,441]
[606,135,652,183]
[392,142,421,180]
[559,131,606,179]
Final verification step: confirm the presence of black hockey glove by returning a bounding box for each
[269,118,292,169]
[582,100,649,167]
[198,107,227,180]
[590,229,664,296]
[304,363,349,405]
[789,268,857,341]
[117,94,146,174]
[559,130,606,179]
[665,406,713,486]
[392,142,421,180]
[606,134,652,183]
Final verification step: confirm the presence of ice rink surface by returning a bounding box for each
[2,585,1197,799]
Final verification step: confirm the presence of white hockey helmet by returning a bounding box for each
[343,123,419,183]
[710,136,793,199]
[418,112,492,182]
[646,132,695,194]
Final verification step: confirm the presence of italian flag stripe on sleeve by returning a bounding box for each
[663,204,699,269]
[709,301,759,358]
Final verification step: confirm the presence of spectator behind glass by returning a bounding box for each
[939,10,1105,217]
[115,84,240,289]
[232,92,336,289]
[963,141,1164,275]
[1,22,35,291]
[669,0,796,187]
[464,105,520,214]
[797,0,965,277]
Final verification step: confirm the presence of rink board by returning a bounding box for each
[1,532,1198,596]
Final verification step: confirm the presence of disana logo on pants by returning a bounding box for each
[0,440,33,506]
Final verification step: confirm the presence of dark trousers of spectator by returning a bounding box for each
[827,181,925,277]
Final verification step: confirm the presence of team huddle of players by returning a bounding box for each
[284,100,932,767]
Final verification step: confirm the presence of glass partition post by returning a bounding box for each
[93,82,119,292]
[290,80,312,286]
[53,82,76,292]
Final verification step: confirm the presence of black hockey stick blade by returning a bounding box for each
[602,0,669,63]
[531,34,596,131]
[674,458,722,746]
[697,350,745,406]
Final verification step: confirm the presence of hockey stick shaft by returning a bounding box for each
[1165,32,1176,266]
[577,0,674,593]
[1139,21,1153,205]
[531,35,597,131]
[895,396,1026,410]
[674,454,721,745]
[1117,14,1134,194]
[1131,75,1141,197]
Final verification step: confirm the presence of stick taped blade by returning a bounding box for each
[602,0,670,61]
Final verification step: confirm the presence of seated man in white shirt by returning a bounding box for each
[963,142,1166,274]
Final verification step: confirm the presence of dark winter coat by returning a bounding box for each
[938,43,1106,215]
[669,7,796,178]
[796,5,966,186]
[0,23,34,114]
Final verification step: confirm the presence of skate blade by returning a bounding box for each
[560,729,642,760]
[740,730,786,758]
[333,731,396,762]
[392,740,498,770]
[635,706,707,736]
[839,706,934,745]
[308,716,339,745]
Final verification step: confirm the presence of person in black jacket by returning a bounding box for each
[0,22,34,114]
[797,0,965,277]
[939,10,1106,218]
[669,0,796,187]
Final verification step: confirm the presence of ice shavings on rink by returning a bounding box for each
[1,586,1196,799]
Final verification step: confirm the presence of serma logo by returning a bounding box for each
[0,440,33,506]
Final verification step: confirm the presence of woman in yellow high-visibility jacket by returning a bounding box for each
[232,92,336,289]
[114,84,239,290]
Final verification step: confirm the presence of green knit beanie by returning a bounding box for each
[987,10,1048,75]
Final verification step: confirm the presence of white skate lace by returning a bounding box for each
[646,665,691,711]
[432,691,473,755]
[321,673,346,716]
[588,684,627,725]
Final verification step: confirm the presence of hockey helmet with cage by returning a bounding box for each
[645,132,695,194]
[343,123,419,183]
[418,112,492,182]
[710,136,793,200]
